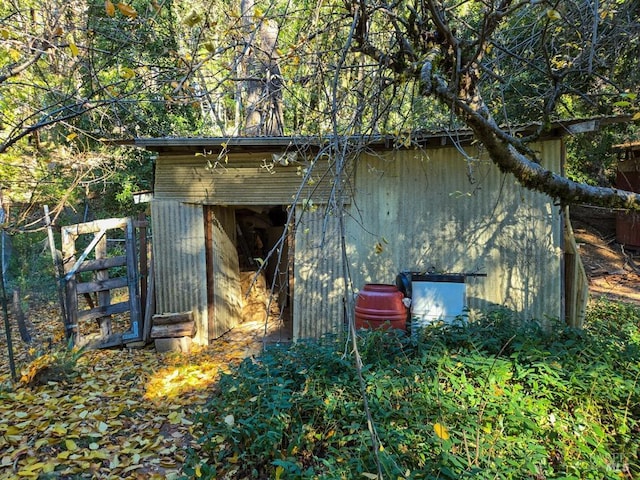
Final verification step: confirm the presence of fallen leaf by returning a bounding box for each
[434,422,450,440]
[117,3,138,18]
[105,0,115,16]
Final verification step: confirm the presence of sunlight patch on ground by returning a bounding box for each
[143,340,256,401]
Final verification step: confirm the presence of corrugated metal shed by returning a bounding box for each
[154,153,337,205]
[139,133,587,343]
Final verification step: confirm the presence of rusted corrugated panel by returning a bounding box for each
[151,200,209,344]
[293,208,345,340]
[154,154,336,205]
[616,155,640,247]
[345,141,564,324]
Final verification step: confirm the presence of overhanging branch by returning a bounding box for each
[432,76,640,210]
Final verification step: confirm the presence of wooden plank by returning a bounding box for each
[76,276,129,295]
[61,224,79,343]
[12,288,31,344]
[152,311,193,325]
[123,217,142,342]
[95,234,112,338]
[78,332,124,350]
[44,205,67,329]
[138,213,148,320]
[77,301,130,322]
[133,219,149,229]
[63,228,108,280]
[209,207,244,339]
[150,321,196,338]
[76,255,127,273]
[204,206,215,341]
[141,254,155,343]
[61,218,128,236]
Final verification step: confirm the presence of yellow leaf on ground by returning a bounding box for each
[434,422,450,440]
[65,439,78,451]
[117,3,138,18]
[50,424,67,435]
[105,0,115,16]
[69,42,79,57]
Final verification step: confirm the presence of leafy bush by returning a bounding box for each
[185,300,640,479]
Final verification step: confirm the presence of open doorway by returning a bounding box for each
[204,205,293,344]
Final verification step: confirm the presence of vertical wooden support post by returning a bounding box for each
[204,206,215,341]
[95,234,112,337]
[138,213,148,320]
[123,217,141,341]
[61,227,79,343]
[44,206,68,333]
[12,288,31,343]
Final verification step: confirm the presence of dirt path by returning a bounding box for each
[571,205,640,305]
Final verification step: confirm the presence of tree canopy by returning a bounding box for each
[1,0,640,219]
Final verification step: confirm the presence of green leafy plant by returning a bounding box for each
[185,300,640,479]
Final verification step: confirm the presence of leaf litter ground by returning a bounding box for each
[0,298,273,479]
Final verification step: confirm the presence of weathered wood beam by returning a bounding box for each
[152,311,193,325]
[76,276,128,295]
[150,321,196,339]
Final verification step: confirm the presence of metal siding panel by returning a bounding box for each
[293,208,345,340]
[151,200,209,344]
[154,154,335,205]
[346,141,563,324]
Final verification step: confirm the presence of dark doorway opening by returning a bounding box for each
[204,204,292,344]
[235,206,292,328]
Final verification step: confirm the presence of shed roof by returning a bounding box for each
[120,118,620,155]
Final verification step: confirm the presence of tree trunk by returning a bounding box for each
[240,0,284,136]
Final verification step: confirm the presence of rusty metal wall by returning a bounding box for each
[154,153,335,205]
[345,141,564,325]
[293,207,345,340]
[151,200,209,344]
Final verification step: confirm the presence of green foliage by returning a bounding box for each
[185,301,640,479]
[4,231,56,296]
[565,124,638,188]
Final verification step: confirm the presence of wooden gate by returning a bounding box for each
[61,217,149,348]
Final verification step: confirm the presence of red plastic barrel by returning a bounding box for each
[355,284,407,331]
